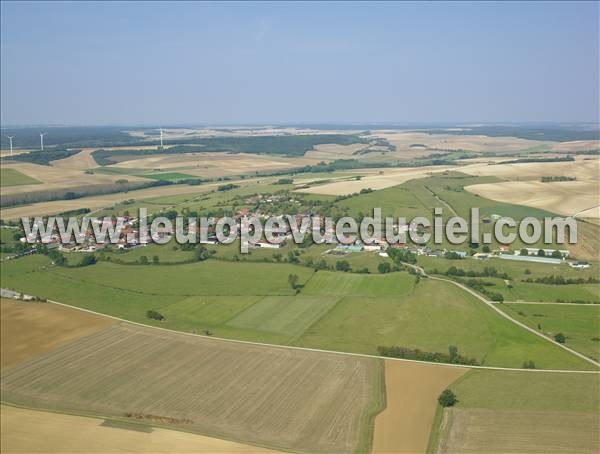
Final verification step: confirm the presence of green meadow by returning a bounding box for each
[497,303,600,361]
[0,168,42,187]
[1,254,595,370]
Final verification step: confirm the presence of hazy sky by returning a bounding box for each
[1,1,598,126]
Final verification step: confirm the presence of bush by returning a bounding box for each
[438,389,457,407]
[377,262,391,274]
[522,360,536,369]
[554,332,566,344]
[79,254,97,267]
[146,310,165,321]
[335,260,351,272]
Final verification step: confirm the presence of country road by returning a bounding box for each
[401,263,600,368]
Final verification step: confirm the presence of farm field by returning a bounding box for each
[0,298,115,369]
[295,165,456,195]
[0,161,147,197]
[1,405,282,454]
[107,151,321,178]
[433,369,600,453]
[0,181,225,220]
[372,360,467,454]
[496,303,600,361]
[477,277,599,304]
[0,168,41,187]
[294,277,594,370]
[465,179,600,219]
[0,323,383,453]
[1,255,596,370]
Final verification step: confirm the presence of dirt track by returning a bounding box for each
[372,360,467,454]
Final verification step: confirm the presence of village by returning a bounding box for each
[10,206,590,270]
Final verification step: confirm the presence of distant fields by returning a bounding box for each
[1,323,382,453]
[497,303,600,361]
[0,168,41,187]
[143,172,196,181]
[434,370,600,453]
[1,255,596,370]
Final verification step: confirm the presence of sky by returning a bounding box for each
[1,1,598,126]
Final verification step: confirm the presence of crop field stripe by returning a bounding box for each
[38,298,600,374]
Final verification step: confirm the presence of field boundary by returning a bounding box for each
[9,295,597,374]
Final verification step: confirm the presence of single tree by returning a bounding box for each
[438,389,457,407]
[554,332,566,344]
[288,273,299,290]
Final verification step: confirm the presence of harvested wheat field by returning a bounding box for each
[437,408,599,454]
[0,162,146,197]
[1,323,381,453]
[1,405,281,453]
[460,156,600,181]
[111,152,319,178]
[0,182,222,220]
[296,165,454,195]
[372,360,467,454]
[465,180,600,218]
[50,149,99,170]
[369,131,552,155]
[0,299,115,369]
[550,140,600,152]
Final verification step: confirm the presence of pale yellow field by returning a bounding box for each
[0,182,219,220]
[1,405,280,454]
[465,180,600,218]
[50,149,99,170]
[372,360,467,454]
[369,131,554,154]
[460,156,599,180]
[111,152,320,178]
[463,157,600,218]
[0,161,146,197]
[296,165,455,195]
[551,140,600,152]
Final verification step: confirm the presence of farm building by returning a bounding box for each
[520,248,570,257]
[251,240,286,249]
[569,261,591,269]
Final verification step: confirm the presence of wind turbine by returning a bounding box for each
[40,132,46,151]
[6,136,14,156]
[159,128,164,149]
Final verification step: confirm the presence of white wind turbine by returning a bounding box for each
[159,128,164,149]
[6,136,14,156]
[40,132,46,151]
